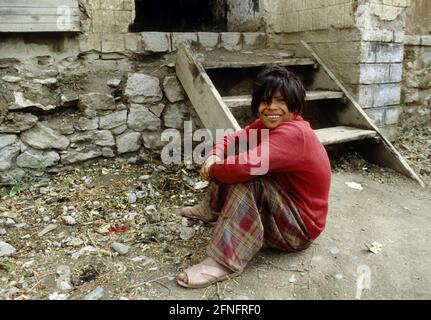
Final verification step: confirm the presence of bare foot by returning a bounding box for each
[177,257,241,289]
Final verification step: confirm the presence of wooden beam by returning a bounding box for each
[176,44,241,138]
[300,40,425,187]
[223,90,344,108]
[314,126,377,146]
[203,58,316,69]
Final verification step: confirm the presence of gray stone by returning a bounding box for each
[16,148,60,169]
[33,78,58,85]
[149,103,166,117]
[107,79,121,88]
[111,124,128,135]
[0,113,38,133]
[0,228,6,236]
[242,33,266,50]
[21,123,70,150]
[116,131,141,154]
[163,103,190,128]
[84,287,105,300]
[41,117,75,135]
[0,168,26,184]
[0,241,16,257]
[0,134,18,149]
[112,242,130,255]
[162,76,185,103]
[62,216,76,226]
[124,73,163,104]
[128,192,137,204]
[60,94,79,106]
[69,130,115,147]
[2,75,21,83]
[127,104,161,132]
[220,32,242,51]
[171,33,198,50]
[141,32,171,53]
[197,32,220,50]
[8,92,55,112]
[75,117,99,131]
[56,265,72,292]
[99,110,127,130]
[179,226,195,241]
[37,224,58,237]
[78,93,116,118]
[60,146,102,165]
[0,143,21,171]
[142,132,167,150]
[102,147,115,158]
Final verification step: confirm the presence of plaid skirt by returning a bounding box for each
[200,177,312,272]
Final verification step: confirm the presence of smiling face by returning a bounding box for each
[258,90,295,129]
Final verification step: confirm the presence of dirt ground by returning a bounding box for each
[0,114,430,300]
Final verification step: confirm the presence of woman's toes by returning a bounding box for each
[177,272,188,284]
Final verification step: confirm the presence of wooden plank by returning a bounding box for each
[314,126,377,146]
[204,57,316,69]
[0,7,79,15]
[176,44,241,137]
[223,90,345,108]
[0,0,78,8]
[0,15,79,23]
[0,22,79,32]
[300,40,425,187]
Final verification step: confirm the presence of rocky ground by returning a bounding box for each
[0,111,430,300]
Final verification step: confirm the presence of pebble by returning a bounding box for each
[181,217,189,227]
[15,223,26,229]
[111,242,130,255]
[71,245,97,260]
[84,287,105,300]
[39,187,50,194]
[0,241,16,257]
[288,275,297,283]
[107,79,121,88]
[136,191,147,198]
[2,75,21,83]
[49,292,69,300]
[56,265,72,291]
[139,175,150,181]
[38,224,58,237]
[128,156,138,164]
[128,192,137,204]
[62,216,76,225]
[334,274,343,280]
[179,226,195,241]
[43,216,51,223]
[5,218,15,227]
[0,228,6,236]
[329,246,340,255]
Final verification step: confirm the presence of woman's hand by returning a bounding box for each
[200,155,222,181]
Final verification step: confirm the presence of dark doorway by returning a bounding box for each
[131,0,228,32]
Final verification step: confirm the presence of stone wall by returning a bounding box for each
[263,0,410,140]
[403,35,431,110]
[405,0,431,35]
[0,0,267,184]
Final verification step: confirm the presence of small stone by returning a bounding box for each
[62,216,76,226]
[111,242,130,255]
[139,175,150,181]
[71,246,97,260]
[49,292,69,300]
[5,218,15,226]
[107,79,121,88]
[136,191,147,199]
[2,75,21,83]
[181,217,189,227]
[43,216,51,223]
[56,265,72,292]
[0,241,16,257]
[0,228,6,236]
[334,274,343,280]
[39,187,50,194]
[84,287,105,300]
[288,275,297,283]
[179,226,195,240]
[38,224,58,237]
[128,192,137,204]
[329,246,340,255]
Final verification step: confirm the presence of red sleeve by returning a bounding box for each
[210,123,305,183]
[210,119,264,160]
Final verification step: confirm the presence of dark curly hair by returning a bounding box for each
[251,66,306,117]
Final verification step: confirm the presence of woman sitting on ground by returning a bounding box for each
[177,65,331,289]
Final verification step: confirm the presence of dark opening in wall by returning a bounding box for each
[131,0,228,32]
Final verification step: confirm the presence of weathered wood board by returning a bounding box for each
[0,0,79,32]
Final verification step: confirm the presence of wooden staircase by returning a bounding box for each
[175,42,424,187]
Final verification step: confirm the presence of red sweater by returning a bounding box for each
[210,116,331,240]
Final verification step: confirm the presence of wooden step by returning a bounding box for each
[223,91,344,108]
[201,49,316,69]
[314,126,378,146]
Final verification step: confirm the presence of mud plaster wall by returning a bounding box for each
[264,0,410,141]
